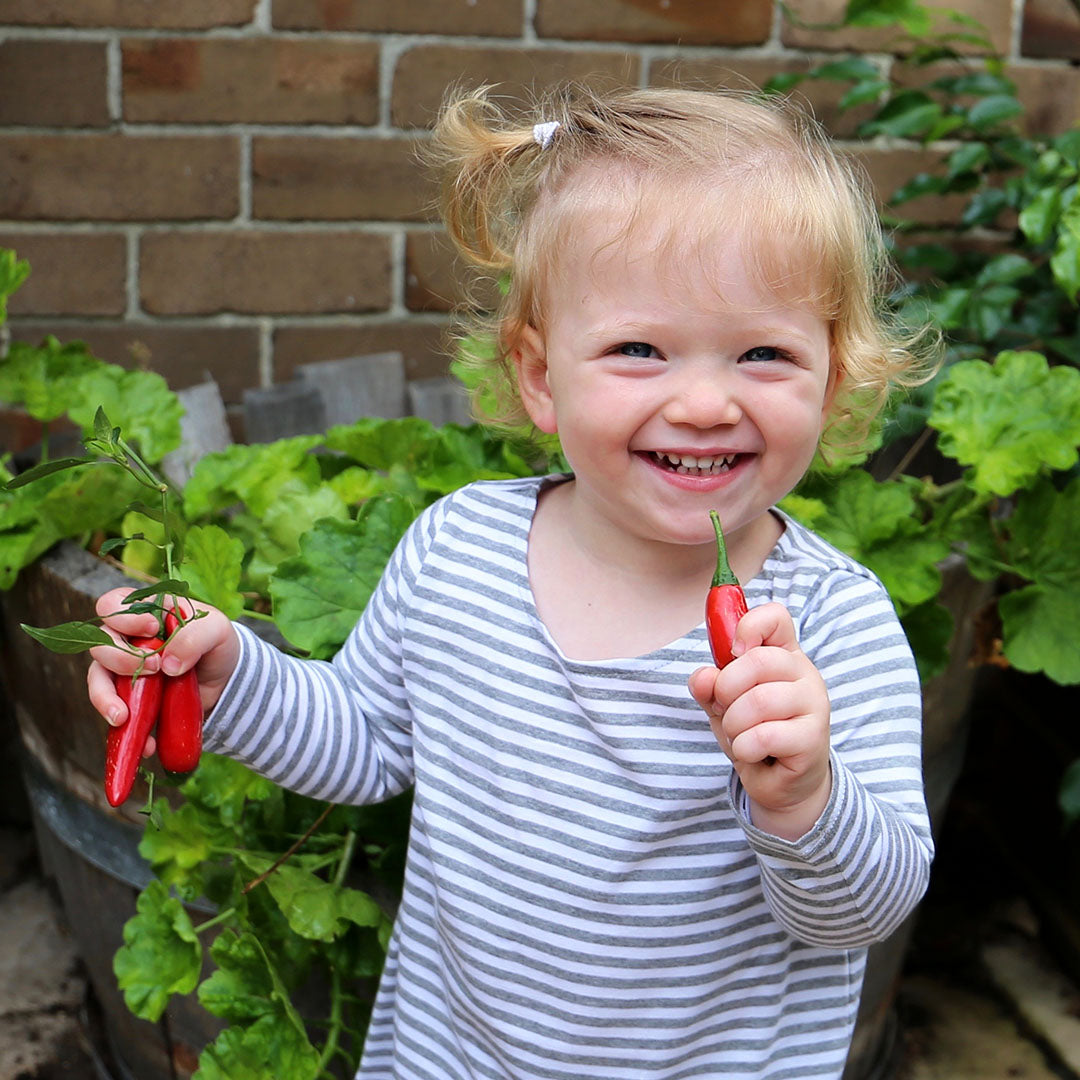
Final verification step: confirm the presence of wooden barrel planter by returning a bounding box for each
[0,542,224,1080]
[0,536,993,1080]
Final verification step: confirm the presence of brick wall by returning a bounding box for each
[2,0,1079,438]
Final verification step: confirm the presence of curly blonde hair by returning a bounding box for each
[424,81,937,457]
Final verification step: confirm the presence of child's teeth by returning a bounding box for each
[657,452,735,473]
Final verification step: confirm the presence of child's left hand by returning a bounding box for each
[689,602,832,841]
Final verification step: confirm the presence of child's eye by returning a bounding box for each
[741,345,791,363]
[615,342,659,359]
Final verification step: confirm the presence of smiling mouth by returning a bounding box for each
[647,451,741,476]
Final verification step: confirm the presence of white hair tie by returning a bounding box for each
[532,121,561,150]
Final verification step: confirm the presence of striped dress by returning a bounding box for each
[204,475,934,1080]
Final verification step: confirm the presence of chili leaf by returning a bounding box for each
[20,620,113,653]
[113,879,202,1022]
[2,457,92,489]
[928,351,1080,496]
[123,578,191,603]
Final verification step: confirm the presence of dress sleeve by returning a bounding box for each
[199,500,443,805]
[730,568,935,948]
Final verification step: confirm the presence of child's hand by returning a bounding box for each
[690,602,832,841]
[87,588,240,757]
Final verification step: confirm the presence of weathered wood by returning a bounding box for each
[160,379,233,487]
[407,375,473,427]
[295,352,408,425]
[242,381,326,443]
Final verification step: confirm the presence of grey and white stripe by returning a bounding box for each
[205,475,933,1080]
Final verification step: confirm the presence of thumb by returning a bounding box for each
[732,602,799,657]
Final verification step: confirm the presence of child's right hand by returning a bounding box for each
[87,588,241,754]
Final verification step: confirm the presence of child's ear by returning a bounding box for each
[514,324,558,434]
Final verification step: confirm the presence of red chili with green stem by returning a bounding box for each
[155,608,203,775]
[104,636,164,807]
[706,510,748,668]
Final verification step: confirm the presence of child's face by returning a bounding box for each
[516,205,837,556]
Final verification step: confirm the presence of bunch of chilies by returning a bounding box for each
[104,514,745,805]
[105,606,203,807]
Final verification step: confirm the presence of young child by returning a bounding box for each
[88,83,935,1080]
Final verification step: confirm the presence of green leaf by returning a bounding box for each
[1019,185,1063,246]
[899,600,954,683]
[269,494,417,658]
[966,283,1020,341]
[997,477,1080,685]
[928,351,1080,496]
[839,78,890,109]
[974,254,1034,287]
[791,470,949,612]
[113,880,202,1022]
[236,854,382,942]
[138,799,222,891]
[194,1017,319,1080]
[961,186,1008,227]
[178,524,247,619]
[20,620,112,653]
[180,755,277,829]
[1060,758,1080,828]
[183,436,323,520]
[967,94,1023,132]
[860,93,943,139]
[2,456,92,489]
[123,578,191,603]
[811,57,881,82]
[0,338,101,422]
[1051,226,1080,301]
[198,932,280,1022]
[946,141,990,179]
[844,0,932,33]
[66,366,184,465]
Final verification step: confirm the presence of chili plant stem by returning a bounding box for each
[195,907,237,935]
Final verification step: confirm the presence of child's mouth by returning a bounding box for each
[648,451,740,476]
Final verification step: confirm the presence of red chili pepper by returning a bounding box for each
[155,609,203,775]
[706,510,748,668]
[104,636,164,807]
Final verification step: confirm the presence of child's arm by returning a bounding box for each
[689,603,832,840]
[689,588,933,948]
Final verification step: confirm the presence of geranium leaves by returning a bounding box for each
[929,350,1080,495]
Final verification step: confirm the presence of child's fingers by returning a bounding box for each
[731,602,800,657]
[87,659,129,725]
[158,604,229,677]
[88,625,163,676]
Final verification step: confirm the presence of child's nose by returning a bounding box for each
[663,371,743,428]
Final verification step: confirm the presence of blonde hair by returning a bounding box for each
[426,81,937,457]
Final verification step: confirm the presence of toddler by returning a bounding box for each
[88,83,936,1080]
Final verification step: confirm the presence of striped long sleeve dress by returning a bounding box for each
[204,474,934,1080]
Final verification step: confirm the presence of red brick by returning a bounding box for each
[273,320,452,382]
[272,0,522,35]
[0,42,109,128]
[649,57,879,138]
[0,0,257,28]
[5,320,262,403]
[0,135,239,221]
[140,231,392,315]
[123,38,379,125]
[781,0,1011,56]
[252,136,433,222]
[1022,0,1080,59]
[854,146,971,226]
[391,45,641,128]
[404,229,501,314]
[0,233,126,316]
[0,408,77,457]
[537,0,771,45]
